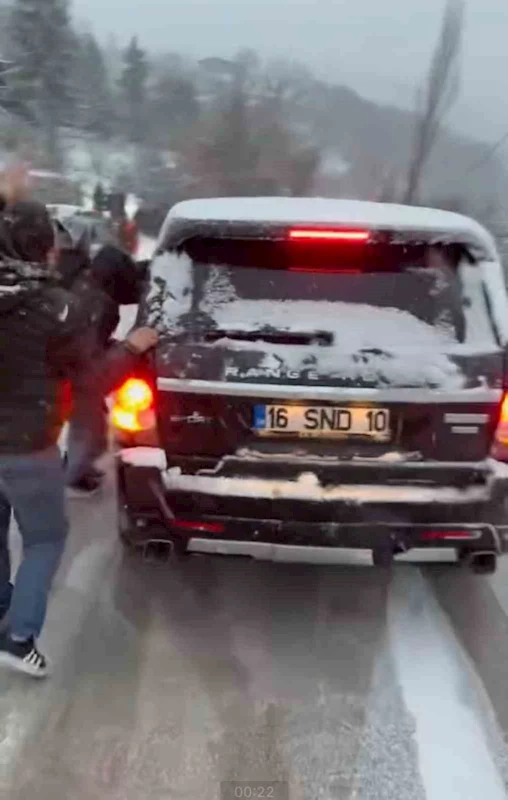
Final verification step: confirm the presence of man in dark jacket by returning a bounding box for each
[0,201,156,677]
[58,241,149,494]
[0,201,88,677]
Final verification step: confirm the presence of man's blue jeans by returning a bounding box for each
[0,447,68,640]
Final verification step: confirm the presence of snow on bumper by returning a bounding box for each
[161,471,489,505]
[118,447,503,505]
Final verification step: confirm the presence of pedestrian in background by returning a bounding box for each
[58,239,150,495]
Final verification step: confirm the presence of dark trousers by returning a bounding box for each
[65,383,108,484]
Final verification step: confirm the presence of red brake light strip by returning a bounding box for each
[288,229,370,242]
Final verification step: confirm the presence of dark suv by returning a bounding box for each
[112,198,508,574]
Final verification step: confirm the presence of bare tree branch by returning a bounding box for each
[404,0,464,204]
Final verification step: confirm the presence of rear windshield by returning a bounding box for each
[150,237,495,348]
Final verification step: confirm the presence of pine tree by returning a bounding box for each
[9,0,75,166]
[151,72,199,147]
[74,33,115,139]
[0,59,31,121]
[119,37,148,143]
[203,79,260,195]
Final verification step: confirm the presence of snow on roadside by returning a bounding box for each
[389,569,507,800]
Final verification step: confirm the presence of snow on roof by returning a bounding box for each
[29,169,67,180]
[47,204,84,219]
[168,197,497,259]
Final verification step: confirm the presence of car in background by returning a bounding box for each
[29,170,82,206]
[48,204,139,258]
[111,197,508,574]
[48,205,114,255]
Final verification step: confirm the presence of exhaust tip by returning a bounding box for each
[465,551,497,576]
[372,547,394,568]
[142,539,176,563]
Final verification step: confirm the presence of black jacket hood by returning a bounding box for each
[90,245,141,305]
[0,258,54,313]
[57,246,90,290]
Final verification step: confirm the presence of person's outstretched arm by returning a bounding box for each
[95,327,158,396]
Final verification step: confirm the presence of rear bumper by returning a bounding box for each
[117,448,508,554]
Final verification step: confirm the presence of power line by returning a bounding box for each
[430,126,508,203]
[455,130,508,186]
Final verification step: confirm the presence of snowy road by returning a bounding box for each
[3,485,508,800]
[3,236,508,798]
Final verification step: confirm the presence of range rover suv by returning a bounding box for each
[112,198,508,574]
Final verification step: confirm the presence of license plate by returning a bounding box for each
[253,404,391,440]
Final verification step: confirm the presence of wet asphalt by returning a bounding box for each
[2,469,508,800]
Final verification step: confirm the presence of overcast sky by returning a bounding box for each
[73,0,508,144]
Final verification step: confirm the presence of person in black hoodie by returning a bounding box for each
[57,238,149,495]
[0,201,157,677]
[0,201,89,678]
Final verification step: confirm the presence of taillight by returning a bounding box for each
[111,378,155,433]
[492,393,508,460]
[117,378,153,412]
[172,519,225,535]
[420,530,480,541]
[288,229,370,242]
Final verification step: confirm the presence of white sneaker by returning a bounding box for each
[0,635,49,678]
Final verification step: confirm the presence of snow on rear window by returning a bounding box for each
[155,240,493,344]
[145,251,193,329]
[146,240,497,389]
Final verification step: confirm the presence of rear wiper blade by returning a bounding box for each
[204,329,334,346]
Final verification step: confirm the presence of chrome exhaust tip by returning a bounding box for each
[142,539,176,563]
[462,550,498,576]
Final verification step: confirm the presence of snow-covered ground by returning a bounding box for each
[62,133,139,201]
[4,502,508,800]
